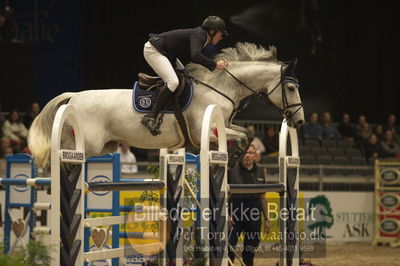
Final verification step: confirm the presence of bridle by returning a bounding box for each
[189,63,303,122]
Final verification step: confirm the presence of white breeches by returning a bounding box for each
[143,41,179,92]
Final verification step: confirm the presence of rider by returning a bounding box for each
[141,16,229,135]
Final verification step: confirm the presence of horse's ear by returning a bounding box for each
[283,58,298,78]
[290,58,298,70]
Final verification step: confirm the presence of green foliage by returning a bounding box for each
[146,164,159,179]
[184,168,200,199]
[0,239,52,266]
[185,234,207,266]
[140,190,159,203]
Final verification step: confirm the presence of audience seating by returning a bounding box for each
[304,139,320,148]
[345,148,362,157]
[311,147,328,157]
[337,140,355,149]
[315,155,334,176]
[321,139,337,148]
[333,156,352,176]
[262,156,279,175]
[299,146,311,156]
[328,147,346,157]
[350,156,370,176]
[300,155,319,175]
[261,138,374,176]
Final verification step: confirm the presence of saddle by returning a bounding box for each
[138,73,163,90]
[138,72,190,95]
[136,71,194,147]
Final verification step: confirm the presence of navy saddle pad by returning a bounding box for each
[132,80,193,113]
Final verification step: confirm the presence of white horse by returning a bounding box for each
[28,42,304,167]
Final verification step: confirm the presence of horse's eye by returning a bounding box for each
[287,83,296,91]
[284,79,300,91]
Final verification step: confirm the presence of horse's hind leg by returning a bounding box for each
[101,141,119,154]
[83,127,112,158]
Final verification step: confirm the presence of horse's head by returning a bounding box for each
[266,58,304,128]
[187,43,304,128]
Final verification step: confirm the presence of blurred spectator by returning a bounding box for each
[302,112,322,141]
[383,114,400,143]
[254,149,262,163]
[379,130,400,158]
[118,143,138,174]
[0,146,13,176]
[364,134,381,160]
[374,124,384,141]
[2,146,13,157]
[262,126,279,155]
[24,102,41,129]
[321,112,341,140]
[247,124,266,154]
[355,115,367,134]
[337,113,357,142]
[2,109,28,152]
[0,136,12,157]
[356,123,372,149]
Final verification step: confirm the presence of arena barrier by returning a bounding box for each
[0,104,185,266]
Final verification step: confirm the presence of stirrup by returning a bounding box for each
[141,115,162,136]
[150,116,163,136]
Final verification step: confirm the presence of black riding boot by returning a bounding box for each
[141,85,173,136]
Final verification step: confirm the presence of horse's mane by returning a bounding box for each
[186,42,278,78]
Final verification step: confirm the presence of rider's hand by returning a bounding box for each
[216,60,228,70]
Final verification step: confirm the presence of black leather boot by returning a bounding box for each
[141,85,173,135]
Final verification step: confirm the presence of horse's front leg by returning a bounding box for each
[225,128,252,168]
[209,127,248,145]
[225,127,248,143]
[228,123,254,143]
[228,123,248,134]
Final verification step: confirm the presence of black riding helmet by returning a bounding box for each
[201,16,229,36]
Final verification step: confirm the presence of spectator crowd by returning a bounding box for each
[302,112,400,161]
[245,112,400,164]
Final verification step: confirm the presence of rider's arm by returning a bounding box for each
[189,33,217,71]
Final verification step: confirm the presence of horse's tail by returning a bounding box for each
[28,92,76,168]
